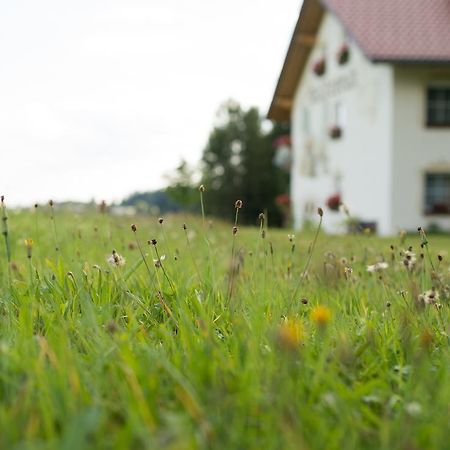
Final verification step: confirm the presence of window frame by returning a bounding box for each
[424,171,450,216]
[425,85,450,128]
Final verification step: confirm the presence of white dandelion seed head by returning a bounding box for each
[153,254,166,268]
[107,251,125,267]
[367,262,389,272]
[419,289,439,305]
[405,402,422,418]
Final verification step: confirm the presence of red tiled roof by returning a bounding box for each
[324,0,450,62]
[268,0,450,120]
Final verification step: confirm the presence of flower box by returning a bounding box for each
[329,125,342,139]
[337,43,350,65]
[313,58,326,76]
[275,193,290,207]
[326,193,341,211]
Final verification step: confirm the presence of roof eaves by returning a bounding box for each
[268,0,324,121]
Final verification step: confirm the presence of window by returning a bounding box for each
[426,87,450,126]
[425,173,450,214]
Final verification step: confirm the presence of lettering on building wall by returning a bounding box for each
[308,70,357,103]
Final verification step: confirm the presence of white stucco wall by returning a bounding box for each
[290,12,394,235]
[392,66,450,232]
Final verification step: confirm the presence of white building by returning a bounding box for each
[268,0,450,235]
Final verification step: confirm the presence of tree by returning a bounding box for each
[165,159,199,211]
[201,100,289,226]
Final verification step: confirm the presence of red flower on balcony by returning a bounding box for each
[273,135,291,147]
[313,58,326,76]
[329,125,342,139]
[326,193,341,211]
[275,193,290,207]
[337,43,350,65]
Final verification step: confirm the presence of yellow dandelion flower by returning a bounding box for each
[311,305,332,327]
[24,238,33,259]
[277,318,304,350]
[24,238,33,247]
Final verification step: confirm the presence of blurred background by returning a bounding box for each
[0,0,299,225]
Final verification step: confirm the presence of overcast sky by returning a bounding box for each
[0,0,301,206]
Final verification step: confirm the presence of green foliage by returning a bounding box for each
[0,203,449,450]
[201,100,289,226]
[165,159,199,211]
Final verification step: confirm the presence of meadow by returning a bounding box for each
[0,197,449,450]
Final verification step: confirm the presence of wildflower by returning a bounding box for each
[199,184,205,192]
[235,200,243,209]
[158,217,164,224]
[405,402,422,418]
[277,318,304,351]
[288,234,295,242]
[153,254,166,268]
[318,207,323,217]
[344,266,353,278]
[131,224,137,232]
[232,226,238,235]
[107,250,125,267]
[418,289,438,305]
[366,262,389,272]
[311,305,331,327]
[24,238,33,259]
[322,392,337,409]
[402,249,416,271]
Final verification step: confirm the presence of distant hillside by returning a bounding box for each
[120,190,181,214]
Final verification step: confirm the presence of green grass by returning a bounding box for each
[0,204,449,450]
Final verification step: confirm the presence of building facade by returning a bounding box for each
[269,0,450,235]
